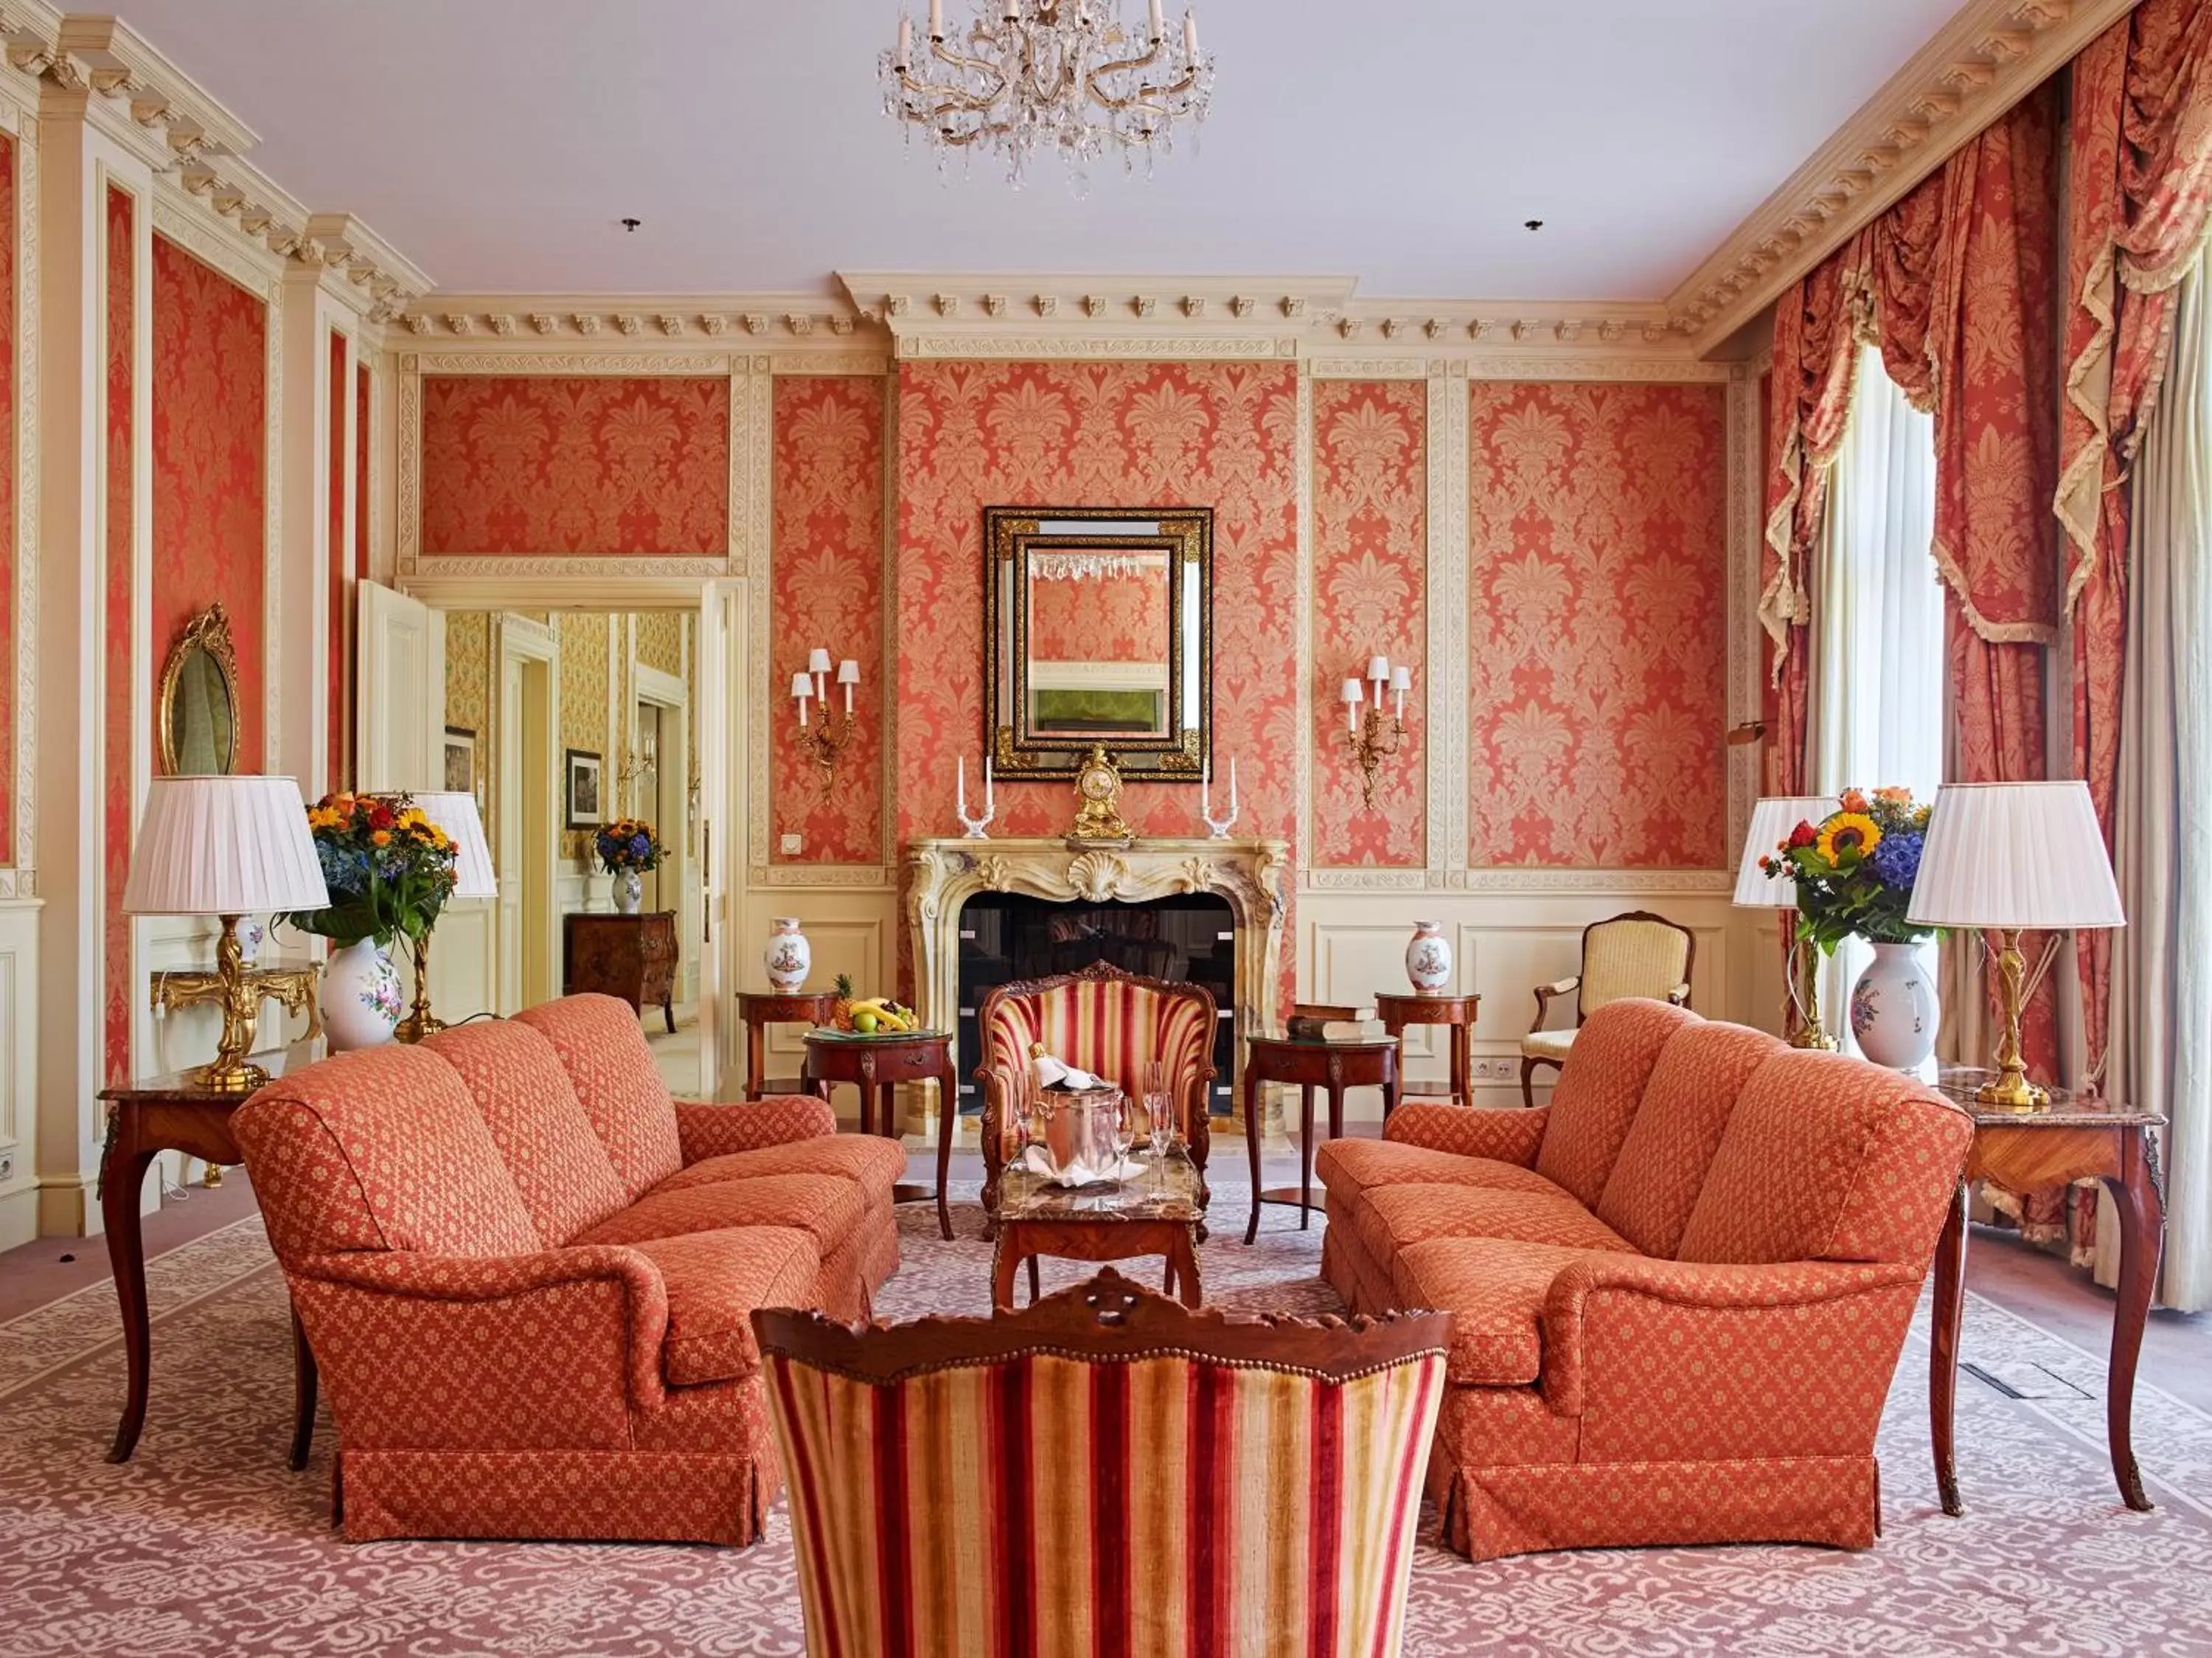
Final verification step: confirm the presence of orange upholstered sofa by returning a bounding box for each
[1317,998,1974,1562]
[233,993,903,1544]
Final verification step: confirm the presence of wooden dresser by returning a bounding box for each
[563,911,678,1033]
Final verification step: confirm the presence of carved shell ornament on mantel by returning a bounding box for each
[1066,851,1131,903]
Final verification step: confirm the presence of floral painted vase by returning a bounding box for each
[235,915,265,965]
[612,869,644,915]
[764,918,812,992]
[323,938,402,1051]
[1851,941,1939,1072]
[1405,920,1453,994]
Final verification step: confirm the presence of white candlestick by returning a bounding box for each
[930,0,944,37]
[1149,0,1164,40]
[1184,11,1197,54]
[1202,766,1211,817]
[1228,757,1237,815]
[897,15,912,64]
[984,754,993,811]
[958,755,967,818]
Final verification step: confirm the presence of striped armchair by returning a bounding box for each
[754,1269,1449,1658]
[1520,910,1694,1107]
[975,961,1217,1220]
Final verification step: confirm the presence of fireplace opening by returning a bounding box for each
[954,890,1237,1123]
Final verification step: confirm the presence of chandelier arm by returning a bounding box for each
[896,68,1006,117]
[928,33,1012,89]
[1086,74,1191,114]
[1084,40,1164,83]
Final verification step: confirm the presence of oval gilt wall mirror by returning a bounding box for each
[158,603,241,774]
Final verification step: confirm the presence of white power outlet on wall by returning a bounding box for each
[779,833,802,855]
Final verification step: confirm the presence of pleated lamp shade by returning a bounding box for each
[121,775,330,916]
[413,791,498,899]
[1732,796,1839,908]
[1906,780,2126,930]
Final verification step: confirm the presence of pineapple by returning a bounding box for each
[830,974,856,1032]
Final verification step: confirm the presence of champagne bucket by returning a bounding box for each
[1040,1086,1122,1179]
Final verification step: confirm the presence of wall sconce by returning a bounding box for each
[792,645,861,788]
[1340,653,1410,809]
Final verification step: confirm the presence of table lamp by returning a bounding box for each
[1907,780,2125,1111]
[394,790,498,1044]
[121,775,330,1092]
[1732,795,1840,1050]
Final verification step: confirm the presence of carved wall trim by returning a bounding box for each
[0,91,35,893]
[749,864,896,889]
[769,350,891,376]
[399,350,738,376]
[1427,868,1735,895]
[1426,360,1467,876]
[1310,358,1430,380]
[895,332,1298,361]
[1669,0,2138,350]
[1462,354,1733,383]
[1293,361,1314,881]
[1725,367,1761,856]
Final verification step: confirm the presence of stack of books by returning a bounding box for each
[1287,1002,1388,1042]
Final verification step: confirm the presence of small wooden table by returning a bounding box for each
[735,989,837,1100]
[1930,1069,2166,1516]
[1376,991,1480,1108]
[563,911,678,1033]
[97,1043,324,1468]
[990,1148,1205,1312]
[802,1028,958,1242]
[1242,1035,1399,1245]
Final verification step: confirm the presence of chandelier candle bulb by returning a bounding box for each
[929,0,943,40]
[897,15,911,66]
[1149,0,1164,40]
[1185,11,1197,53]
[1391,664,1412,721]
[1342,677,1364,733]
[790,671,813,726]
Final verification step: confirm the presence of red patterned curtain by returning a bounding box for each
[2060,0,2212,1083]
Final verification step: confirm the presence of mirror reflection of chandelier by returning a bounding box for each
[879,0,1214,189]
[1029,549,1154,581]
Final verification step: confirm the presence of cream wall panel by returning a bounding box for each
[0,898,38,1249]
[423,897,497,1026]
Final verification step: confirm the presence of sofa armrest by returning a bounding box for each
[1384,1101,1548,1165]
[1539,1256,1927,1422]
[290,1246,674,1440]
[675,1095,837,1161]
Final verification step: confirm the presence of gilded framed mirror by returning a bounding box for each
[157,603,242,775]
[983,506,1211,781]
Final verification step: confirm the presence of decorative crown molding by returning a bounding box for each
[1669,0,2138,350]
[395,290,871,348]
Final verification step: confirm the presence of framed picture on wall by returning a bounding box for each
[565,748,603,828]
[443,726,476,795]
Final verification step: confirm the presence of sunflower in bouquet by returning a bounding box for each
[279,791,458,948]
[1759,786,1936,954]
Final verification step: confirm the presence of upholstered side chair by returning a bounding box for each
[754,1269,1449,1658]
[1519,910,1694,1107]
[974,960,1217,1223]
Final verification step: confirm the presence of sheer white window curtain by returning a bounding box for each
[1809,344,1945,1057]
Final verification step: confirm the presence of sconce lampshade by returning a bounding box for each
[790,673,813,700]
[807,648,833,675]
[122,775,330,917]
[1339,678,1364,705]
[1907,780,2126,931]
[835,658,860,685]
[1732,796,1840,909]
[412,791,498,900]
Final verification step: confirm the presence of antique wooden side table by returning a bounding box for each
[990,1149,1205,1313]
[801,1028,958,1242]
[1375,991,1480,1108]
[1930,1069,2166,1515]
[97,1041,323,1468]
[734,989,837,1100]
[1242,1035,1399,1244]
[563,911,678,1033]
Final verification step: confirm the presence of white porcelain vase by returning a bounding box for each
[1405,920,1453,993]
[764,917,811,991]
[611,869,644,915]
[323,938,402,1052]
[1850,941,1939,1072]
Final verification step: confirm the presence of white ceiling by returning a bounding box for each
[121,0,1966,302]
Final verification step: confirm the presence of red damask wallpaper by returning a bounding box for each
[771,375,884,864]
[1466,381,1727,868]
[1312,379,1427,867]
[103,188,133,1086]
[420,375,728,556]
[0,133,13,859]
[327,330,346,793]
[894,360,1301,1011]
[151,234,266,773]
[1024,561,1172,662]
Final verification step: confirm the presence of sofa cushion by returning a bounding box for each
[1389,1237,1612,1387]
[422,1020,632,1244]
[1317,1139,1560,1211]
[237,1045,541,1259]
[1595,1021,1784,1258]
[652,1134,908,1199]
[627,1227,820,1387]
[512,995,684,1199]
[1676,1049,1966,1266]
[1534,1000,1698,1208]
[1354,1184,1635,1265]
[574,1173,869,1256]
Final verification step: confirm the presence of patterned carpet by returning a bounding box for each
[4,1190,2212,1657]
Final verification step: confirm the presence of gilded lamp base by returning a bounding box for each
[190,915,270,1092]
[394,929,446,1046]
[1976,929,2051,1113]
[1784,930,1838,1051]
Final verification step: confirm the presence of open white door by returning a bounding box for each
[356,580,445,792]
[694,579,746,1095]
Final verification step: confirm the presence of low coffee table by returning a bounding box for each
[989,1150,1205,1313]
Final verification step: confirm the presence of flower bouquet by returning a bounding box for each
[1759,788,1935,952]
[594,818,664,875]
[279,791,458,948]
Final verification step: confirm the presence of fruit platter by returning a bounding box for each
[815,974,929,1038]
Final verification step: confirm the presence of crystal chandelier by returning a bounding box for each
[880,0,1214,188]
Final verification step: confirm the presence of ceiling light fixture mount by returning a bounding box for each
[880,0,1214,190]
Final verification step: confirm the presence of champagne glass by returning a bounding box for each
[1113,1091,1138,1192]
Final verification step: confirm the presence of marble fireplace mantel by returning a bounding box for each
[905,836,1290,1052]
